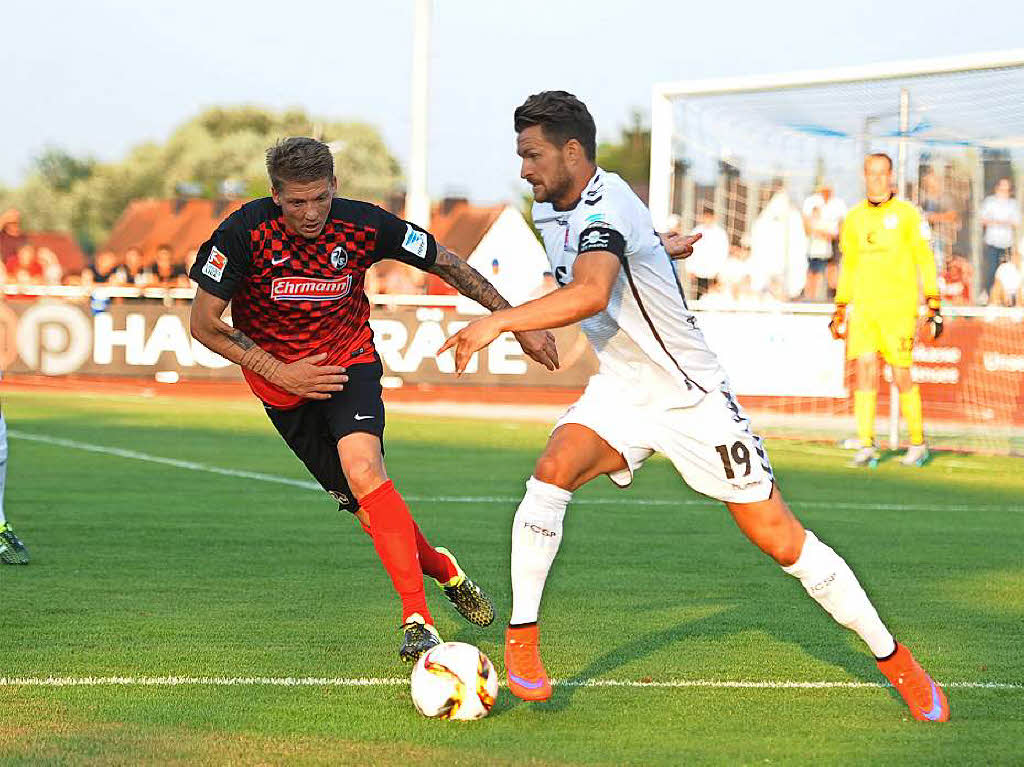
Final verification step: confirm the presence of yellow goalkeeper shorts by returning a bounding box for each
[846,311,916,367]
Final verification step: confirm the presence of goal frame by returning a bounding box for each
[648,49,1024,451]
[648,48,1024,230]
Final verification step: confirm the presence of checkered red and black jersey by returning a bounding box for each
[190,197,437,409]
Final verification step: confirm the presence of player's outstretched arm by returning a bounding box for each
[427,245,558,370]
[439,249,619,374]
[189,288,348,400]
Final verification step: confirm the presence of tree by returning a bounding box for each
[4,106,403,252]
[33,148,96,193]
[597,109,651,200]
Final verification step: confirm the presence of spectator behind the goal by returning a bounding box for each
[153,244,189,288]
[83,250,127,286]
[123,247,154,287]
[801,184,846,301]
[919,166,959,273]
[7,244,43,285]
[694,244,762,308]
[979,178,1020,301]
[748,187,807,300]
[939,251,973,306]
[989,243,1023,307]
[0,209,26,264]
[36,246,63,285]
[685,205,729,299]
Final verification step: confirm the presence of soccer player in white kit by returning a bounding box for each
[0,409,29,564]
[441,91,949,722]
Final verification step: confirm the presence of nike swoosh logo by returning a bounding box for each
[508,673,545,689]
[353,414,374,421]
[922,679,945,721]
[271,256,290,265]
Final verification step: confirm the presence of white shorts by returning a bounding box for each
[554,374,774,504]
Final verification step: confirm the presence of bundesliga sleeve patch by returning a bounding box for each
[578,225,626,258]
[401,224,429,259]
[202,245,228,282]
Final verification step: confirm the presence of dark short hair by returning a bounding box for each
[514,91,597,162]
[865,152,893,171]
[266,137,334,191]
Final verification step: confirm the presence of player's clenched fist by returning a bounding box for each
[828,304,847,340]
[270,353,348,400]
[439,317,503,374]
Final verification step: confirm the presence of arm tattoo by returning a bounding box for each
[427,245,512,312]
[228,329,255,351]
[227,328,281,380]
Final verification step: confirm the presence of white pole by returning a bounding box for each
[889,87,910,451]
[649,90,674,230]
[407,0,431,229]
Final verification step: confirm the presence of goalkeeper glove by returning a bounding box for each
[925,296,944,340]
[828,303,847,340]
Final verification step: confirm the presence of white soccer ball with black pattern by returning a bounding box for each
[409,641,499,720]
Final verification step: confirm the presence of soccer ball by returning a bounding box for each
[409,641,499,720]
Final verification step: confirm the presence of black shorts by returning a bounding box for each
[264,360,385,513]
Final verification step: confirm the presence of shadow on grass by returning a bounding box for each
[528,599,890,714]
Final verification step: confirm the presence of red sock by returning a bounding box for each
[414,523,458,583]
[358,480,431,624]
[356,515,456,583]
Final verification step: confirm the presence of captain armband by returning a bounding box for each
[578,225,626,258]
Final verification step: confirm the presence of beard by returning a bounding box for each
[539,166,574,209]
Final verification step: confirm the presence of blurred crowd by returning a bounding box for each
[2,175,1022,310]
[678,174,1024,310]
[0,242,196,290]
[76,245,194,289]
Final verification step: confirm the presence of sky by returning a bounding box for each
[4,0,1023,204]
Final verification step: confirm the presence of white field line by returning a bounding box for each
[0,676,1019,690]
[10,430,320,491]
[11,430,1023,514]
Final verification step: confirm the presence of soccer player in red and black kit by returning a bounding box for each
[189,137,559,662]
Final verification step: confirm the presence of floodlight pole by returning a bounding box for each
[407,0,432,229]
[888,88,910,451]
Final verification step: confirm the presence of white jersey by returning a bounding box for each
[533,168,726,407]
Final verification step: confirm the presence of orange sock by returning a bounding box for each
[358,480,431,624]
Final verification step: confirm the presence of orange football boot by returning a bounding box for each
[877,643,950,722]
[505,624,552,701]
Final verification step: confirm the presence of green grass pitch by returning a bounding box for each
[1,389,1022,765]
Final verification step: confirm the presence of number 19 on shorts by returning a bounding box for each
[715,441,751,479]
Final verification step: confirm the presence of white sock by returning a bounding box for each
[509,477,572,626]
[0,413,7,527]
[782,530,896,658]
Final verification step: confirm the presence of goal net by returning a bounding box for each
[648,51,1024,455]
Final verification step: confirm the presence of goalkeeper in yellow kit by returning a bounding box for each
[831,153,943,467]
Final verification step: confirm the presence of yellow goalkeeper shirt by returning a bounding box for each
[837,195,938,317]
